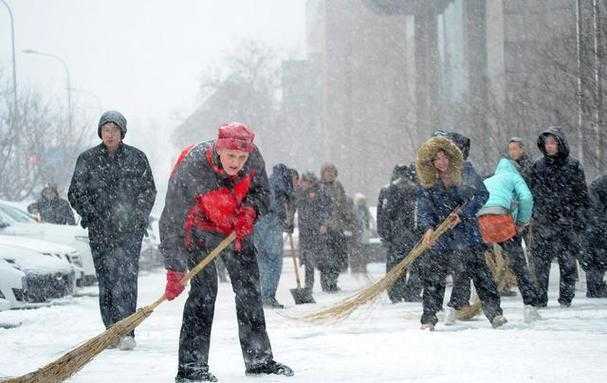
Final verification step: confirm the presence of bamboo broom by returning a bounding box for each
[2,232,236,383]
[301,212,460,322]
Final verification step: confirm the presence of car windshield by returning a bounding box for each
[0,204,36,224]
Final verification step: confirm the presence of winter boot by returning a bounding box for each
[175,371,218,382]
[420,323,435,331]
[262,297,285,309]
[107,337,120,349]
[245,360,294,377]
[118,336,136,351]
[523,305,541,323]
[491,315,508,328]
[444,307,456,326]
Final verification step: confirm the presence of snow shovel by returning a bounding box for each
[288,233,315,304]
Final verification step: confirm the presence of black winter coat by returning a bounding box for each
[376,165,420,249]
[295,183,332,266]
[296,184,332,240]
[585,175,607,269]
[528,127,590,234]
[68,143,156,237]
[268,163,295,228]
[29,197,75,225]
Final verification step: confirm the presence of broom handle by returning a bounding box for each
[156,232,237,304]
[182,232,237,284]
[289,233,303,289]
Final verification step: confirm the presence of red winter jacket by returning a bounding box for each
[159,140,270,272]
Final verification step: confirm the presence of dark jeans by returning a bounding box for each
[253,214,284,300]
[421,246,502,325]
[531,229,579,306]
[446,251,472,309]
[500,235,541,306]
[177,234,273,379]
[89,229,144,337]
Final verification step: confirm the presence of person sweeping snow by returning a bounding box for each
[477,157,542,322]
[415,136,506,331]
[159,122,293,382]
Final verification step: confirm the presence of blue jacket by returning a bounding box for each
[417,161,489,252]
[268,163,295,227]
[482,158,533,224]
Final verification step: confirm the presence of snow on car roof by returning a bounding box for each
[0,244,72,275]
[0,235,77,254]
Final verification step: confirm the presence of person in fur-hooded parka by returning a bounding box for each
[415,137,505,330]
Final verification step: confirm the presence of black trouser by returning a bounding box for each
[421,246,502,325]
[386,242,422,302]
[446,251,472,309]
[177,234,273,379]
[319,230,347,291]
[303,251,315,290]
[586,269,607,296]
[500,235,541,306]
[319,267,340,291]
[531,229,578,306]
[89,229,144,337]
[300,233,323,290]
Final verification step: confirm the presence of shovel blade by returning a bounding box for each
[290,287,315,305]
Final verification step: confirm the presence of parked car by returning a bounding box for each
[0,243,75,304]
[0,234,81,288]
[0,201,96,285]
[0,258,26,310]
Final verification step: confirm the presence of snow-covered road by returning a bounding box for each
[1,262,606,382]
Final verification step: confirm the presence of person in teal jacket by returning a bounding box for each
[478,158,542,322]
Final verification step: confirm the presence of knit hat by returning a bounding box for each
[98,111,127,138]
[215,122,255,153]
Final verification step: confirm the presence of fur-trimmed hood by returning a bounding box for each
[416,136,464,188]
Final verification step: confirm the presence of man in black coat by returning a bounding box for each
[528,126,591,307]
[28,184,75,225]
[376,163,422,302]
[507,137,533,184]
[296,171,332,293]
[68,110,156,350]
[160,123,293,382]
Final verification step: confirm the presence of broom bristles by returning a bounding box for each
[3,298,161,383]
[302,214,458,322]
[2,233,236,383]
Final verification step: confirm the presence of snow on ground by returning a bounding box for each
[1,262,607,383]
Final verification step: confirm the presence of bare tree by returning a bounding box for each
[0,71,95,201]
[173,39,286,165]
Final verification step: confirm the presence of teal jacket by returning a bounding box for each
[481,158,533,224]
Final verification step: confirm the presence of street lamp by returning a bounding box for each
[22,49,72,136]
[69,87,103,115]
[1,0,18,130]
